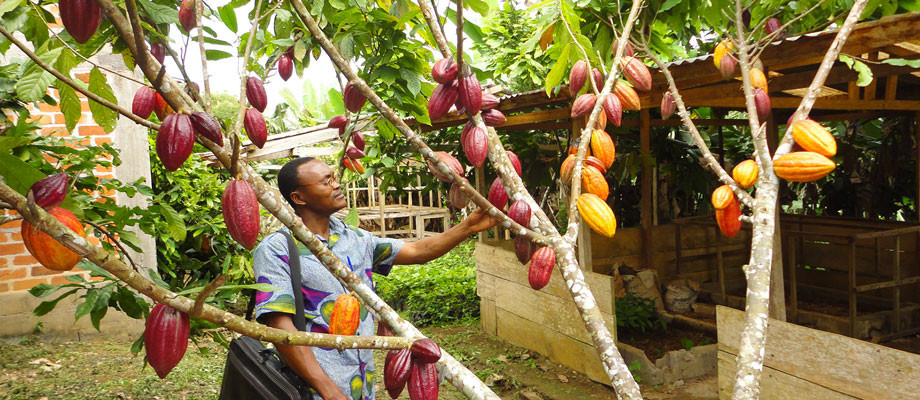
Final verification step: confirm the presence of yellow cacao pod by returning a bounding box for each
[582,165,609,200]
[713,40,733,68]
[711,185,734,210]
[560,154,574,184]
[773,151,835,182]
[577,193,617,238]
[791,119,836,157]
[732,159,758,189]
[328,293,361,335]
[590,129,615,169]
[750,68,768,92]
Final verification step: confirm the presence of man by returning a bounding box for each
[252,157,497,400]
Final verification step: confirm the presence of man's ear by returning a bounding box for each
[289,189,308,207]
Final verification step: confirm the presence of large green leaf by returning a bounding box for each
[545,43,571,96]
[218,4,238,32]
[0,153,45,195]
[87,68,118,133]
[156,201,188,242]
[56,83,82,133]
[0,0,23,18]
[16,47,61,102]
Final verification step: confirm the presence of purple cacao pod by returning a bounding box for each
[145,303,190,379]
[346,146,365,159]
[328,115,347,129]
[243,108,267,148]
[410,338,441,364]
[60,0,101,44]
[514,236,537,264]
[488,177,508,210]
[132,86,157,119]
[278,55,293,81]
[352,131,366,151]
[343,82,367,113]
[30,173,69,210]
[529,246,556,290]
[189,111,223,147]
[150,42,166,64]
[384,349,412,399]
[223,179,260,250]
[246,76,268,112]
[407,361,439,400]
[156,113,195,171]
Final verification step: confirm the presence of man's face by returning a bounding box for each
[289,160,347,214]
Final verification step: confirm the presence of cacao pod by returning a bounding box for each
[577,193,617,238]
[715,197,741,238]
[278,55,293,81]
[154,92,174,120]
[571,93,597,118]
[186,81,200,98]
[507,151,522,176]
[591,68,604,91]
[569,60,588,96]
[352,131,366,152]
[514,236,537,264]
[132,86,157,119]
[156,113,195,171]
[384,349,412,399]
[614,81,641,111]
[560,154,575,184]
[753,88,771,122]
[612,39,634,58]
[568,139,582,155]
[407,360,439,400]
[427,151,464,182]
[791,119,836,157]
[60,0,101,44]
[766,18,783,37]
[773,152,835,182]
[150,42,166,64]
[590,129,615,169]
[190,112,223,147]
[742,10,751,28]
[585,156,607,174]
[508,200,531,227]
[750,68,768,92]
[582,165,609,200]
[481,93,500,110]
[243,108,268,148]
[462,125,488,168]
[603,94,623,127]
[344,82,367,113]
[482,109,507,126]
[661,92,676,120]
[30,173,69,210]
[328,115,347,129]
[618,57,652,92]
[328,293,361,336]
[427,83,459,122]
[222,180,260,250]
[21,207,85,271]
[449,180,470,209]
[410,338,441,363]
[711,185,734,210]
[458,74,483,116]
[178,0,197,32]
[589,106,608,130]
[719,55,737,80]
[346,146,365,159]
[713,40,733,68]
[145,303,190,379]
[344,157,365,174]
[246,76,268,112]
[431,58,458,84]
[488,177,508,210]
[460,121,474,144]
[529,247,556,290]
[732,159,759,189]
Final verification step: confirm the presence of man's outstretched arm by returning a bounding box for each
[393,208,498,265]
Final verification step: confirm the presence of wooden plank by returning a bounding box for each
[640,109,653,270]
[480,298,497,336]
[717,306,920,399]
[853,224,920,239]
[686,96,920,111]
[885,75,899,101]
[717,351,857,400]
[854,275,920,292]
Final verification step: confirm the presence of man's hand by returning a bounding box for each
[462,207,499,233]
[394,207,498,265]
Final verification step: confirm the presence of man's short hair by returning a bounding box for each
[278,157,316,208]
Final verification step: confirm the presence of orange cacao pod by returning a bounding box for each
[773,152,835,182]
[344,82,367,113]
[618,57,652,92]
[569,60,588,96]
[590,129,615,169]
[246,76,267,112]
[715,197,742,238]
[223,180,260,250]
[60,0,101,44]
[577,193,617,238]
[571,93,597,118]
[328,293,361,335]
[560,154,575,183]
[791,119,836,157]
[385,349,412,398]
[614,81,641,111]
[750,68,768,92]
[156,113,195,171]
[585,155,607,174]
[153,92,174,120]
[407,360,439,400]
[243,108,267,149]
[732,159,758,189]
[582,165,609,200]
[29,173,69,210]
[711,185,734,210]
[427,83,459,122]
[427,151,463,182]
[145,303,190,379]
[661,92,676,119]
[587,107,607,130]
[528,247,556,290]
[132,86,156,119]
[713,40,733,68]
[343,157,365,174]
[431,58,458,84]
[21,207,85,271]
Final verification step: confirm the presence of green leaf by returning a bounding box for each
[77,259,114,279]
[400,69,421,96]
[881,58,920,68]
[0,0,22,18]
[87,68,118,133]
[156,202,187,242]
[839,54,874,87]
[17,54,57,102]
[74,289,100,322]
[205,49,233,61]
[660,0,681,12]
[0,153,46,195]
[90,304,108,331]
[0,136,30,153]
[218,5,238,32]
[28,283,78,298]
[545,43,571,96]
[130,334,145,355]
[117,289,147,319]
[33,289,79,316]
[137,0,180,25]
[57,83,81,133]
[176,283,280,296]
[344,207,359,227]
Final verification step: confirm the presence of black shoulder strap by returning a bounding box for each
[245,230,307,332]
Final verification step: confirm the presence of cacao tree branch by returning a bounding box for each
[82,219,139,271]
[748,0,829,48]
[192,274,225,316]
[0,215,22,225]
[195,0,212,113]
[558,1,599,95]
[0,25,159,130]
[417,0,451,57]
[455,0,463,71]
[230,0,265,143]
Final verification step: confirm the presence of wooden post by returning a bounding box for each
[475,166,489,242]
[640,109,653,270]
[788,236,798,323]
[916,112,920,223]
[770,208,787,321]
[849,239,857,337]
[894,236,901,333]
[577,223,593,272]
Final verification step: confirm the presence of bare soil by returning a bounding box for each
[618,327,715,362]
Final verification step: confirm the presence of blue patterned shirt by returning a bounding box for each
[252,216,403,400]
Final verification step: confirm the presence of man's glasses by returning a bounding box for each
[301,175,338,188]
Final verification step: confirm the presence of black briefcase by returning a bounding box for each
[218,335,311,400]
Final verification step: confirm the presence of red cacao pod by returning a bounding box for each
[328,115,347,129]
[427,151,464,182]
[528,247,556,290]
[482,109,506,126]
[488,177,508,210]
[132,86,156,119]
[508,200,531,227]
[190,111,223,147]
[618,57,652,92]
[150,43,166,64]
[145,303,190,379]
[507,151,522,176]
[431,58,458,84]
[30,173,69,210]
[603,94,623,127]
[352,131,366,152]
[766,18,783,37]
[591,68,604,91]
[514,236,537,264]
[407,361,439,400]
[753,88,771,122]
[571,93,597,118]
[222,180,260,250]
[385,349,412,399]
[156,113,194,171]
[481,93,500,110]
[346,146,365,159]
[569,60,588,96]
[458,74,482,116]
[344,82,367,113]
[661,92,676,119]
[344,157,365,174]
[243,108,268,148]
[462,125,488,168]
[449,180,470,209]
[21,207,85,271]
[410,338,442,364]
[329,293,361,336]
[246,76,268,112]
[427,83,459,122]
[60,0,101,44]
[614,81,641,111]
[715,197,741,238]
[612,39,634,58]
[178,0,197,32]
[719,55,737,80]
[278,55,293,81]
